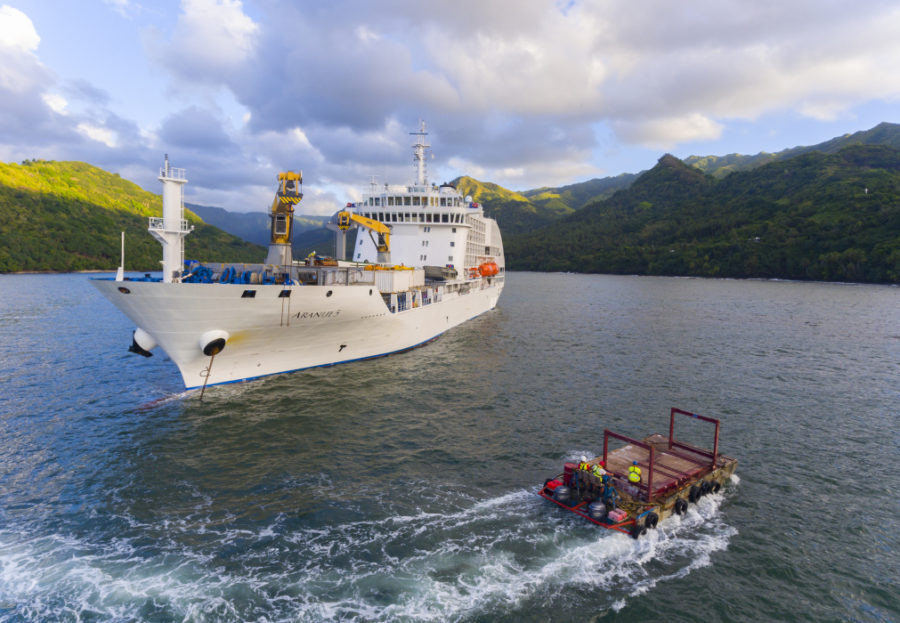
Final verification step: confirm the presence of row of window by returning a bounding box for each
[359,211,464,224]
[356,252,454,263]
[364,195,465,208]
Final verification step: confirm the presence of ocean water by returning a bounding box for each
[0,271,898,622]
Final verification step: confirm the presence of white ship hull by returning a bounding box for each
[96,125,504,388]
[93,277,503,388]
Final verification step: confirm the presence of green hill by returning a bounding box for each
[0,160,264,272]
[523,173,638,211]
[451,176,556,235]
[187,202,328,246]
[685,121,900,177]
[506,145,900,283]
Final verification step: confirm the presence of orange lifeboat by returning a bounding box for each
[478,261,499,277]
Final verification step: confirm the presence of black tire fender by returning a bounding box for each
[689,485,701,503]
[645,512,659,529]
[630,522,644,539]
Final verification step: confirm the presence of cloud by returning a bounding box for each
[77,122,118,148]
[0,5,39,51]
[0,5,48,94]
[158,106,237,151]
[6,0,900,216]
[613,114,725,150]
[152,0,259,86]
[161,0,900,189]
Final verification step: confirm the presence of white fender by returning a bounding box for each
[133,327,157,352]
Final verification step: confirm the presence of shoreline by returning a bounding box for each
[0,269,896,287]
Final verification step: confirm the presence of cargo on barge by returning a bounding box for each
[538,408,737,539]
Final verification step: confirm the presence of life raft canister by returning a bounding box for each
[478,261,498,277]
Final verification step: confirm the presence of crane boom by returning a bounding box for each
[336,210,391,264]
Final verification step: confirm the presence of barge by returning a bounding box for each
[538,408,737,539]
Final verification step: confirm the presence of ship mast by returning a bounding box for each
[410,120,430,187]
[151,155,193,283]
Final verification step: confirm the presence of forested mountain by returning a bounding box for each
[506,145,900,283]
[685,122,900,178]
[0,160,263,272]
[188,202,327,246]
[451,176,570,235]
[453,173,640,234]
[522,173,638,211]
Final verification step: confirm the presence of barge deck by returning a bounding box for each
[538,408,737,539]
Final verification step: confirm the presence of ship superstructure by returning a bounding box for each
[92,123,504,389]
[339,123,503,277]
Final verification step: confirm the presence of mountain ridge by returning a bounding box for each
[684,121,900,177]
[506,143,900,283]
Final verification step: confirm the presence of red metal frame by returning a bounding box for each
[537,487,635,534]
[600,408,722,503]
[669,407,719,468]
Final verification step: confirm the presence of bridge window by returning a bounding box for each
[404,196,411,206]
[440,197,446,207]
[442,214,449,223]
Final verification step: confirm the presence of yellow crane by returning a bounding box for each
[336,210,391,264]
[270,171,303,245]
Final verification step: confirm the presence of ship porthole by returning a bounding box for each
[369,289,373,295]
[118,287,131,294]
[326,290,333,297]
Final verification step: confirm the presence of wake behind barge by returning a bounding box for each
[539,408,737,539]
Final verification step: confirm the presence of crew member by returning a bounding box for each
[628,460,642,484]
[592,461,608,477]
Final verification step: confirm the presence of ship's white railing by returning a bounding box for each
[149,217,192,233]
[159,166,186,180]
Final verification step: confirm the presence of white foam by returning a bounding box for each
[0,485,738,622]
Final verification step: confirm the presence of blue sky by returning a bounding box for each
[2,0,899,214]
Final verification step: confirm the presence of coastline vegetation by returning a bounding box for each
[0,160,263,273]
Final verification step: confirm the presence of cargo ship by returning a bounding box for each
[92,123,504,389]
[539,408,737,539]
